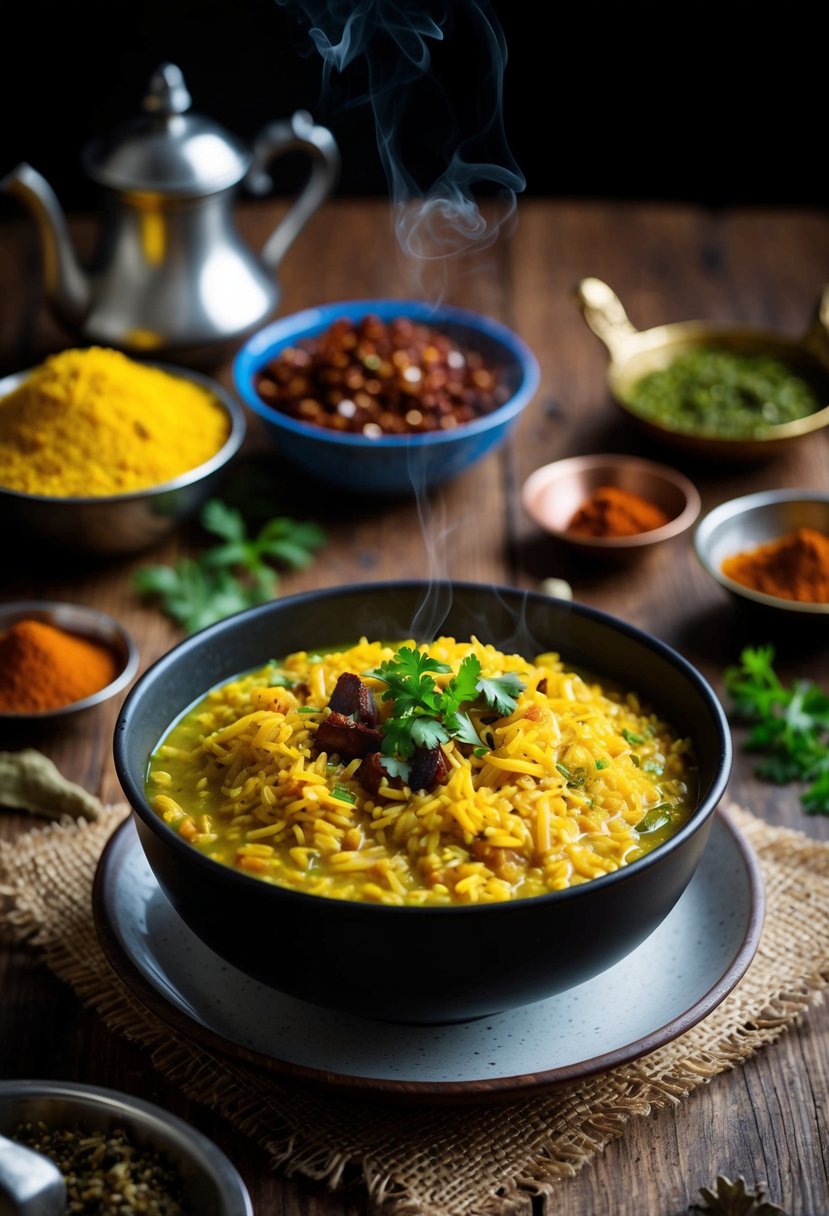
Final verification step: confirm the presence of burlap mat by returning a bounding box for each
[2,799,828,1216]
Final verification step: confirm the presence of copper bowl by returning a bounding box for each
[575,278,829,461]
[521,453,701,556]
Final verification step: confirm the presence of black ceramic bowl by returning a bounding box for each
[113,582,731,1024]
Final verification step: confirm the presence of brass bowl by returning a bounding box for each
[575,278,829,461]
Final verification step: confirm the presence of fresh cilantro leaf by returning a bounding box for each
[476,671,525,715]
[411,717,451,750]
[368,645,518,766]
[379,755,411,781]
[135,497,326,635]
[725,645,829,815]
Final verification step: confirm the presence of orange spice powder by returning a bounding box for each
[0,618,119,713]
[567,484,671,538]
[721,527,829,603]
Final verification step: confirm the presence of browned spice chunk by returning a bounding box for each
[721,526,829,603]
[327,670,378,724]
[567,484,672,538]
[253,313,509,437]
[316,711,383,760]
[0,618,119,713]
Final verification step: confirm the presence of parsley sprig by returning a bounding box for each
[135,498,326,635]
[724,645,829,814]
[366,646,525,767]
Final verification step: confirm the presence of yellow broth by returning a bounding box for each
[145,637,699,906]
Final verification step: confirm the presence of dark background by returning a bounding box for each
[1,0,826,212]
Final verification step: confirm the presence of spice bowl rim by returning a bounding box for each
[0,1078,252,1213]
[0,360,247,506]
[0,599,140,720]
[521,452,702,551]
[693,488,829,615]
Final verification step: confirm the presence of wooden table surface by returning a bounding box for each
[1,197,828,1215]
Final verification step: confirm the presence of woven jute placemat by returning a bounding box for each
[1,797,828,1216]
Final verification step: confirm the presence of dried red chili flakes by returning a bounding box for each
[252,314,511,437]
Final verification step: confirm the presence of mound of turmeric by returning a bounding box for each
[0,347,230,497]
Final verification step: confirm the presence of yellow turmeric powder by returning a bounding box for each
[0,347,230,496]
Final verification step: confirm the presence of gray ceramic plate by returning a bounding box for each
[94,809,764,1103]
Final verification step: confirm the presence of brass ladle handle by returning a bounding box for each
[574,277,638,361]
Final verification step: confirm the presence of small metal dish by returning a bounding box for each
[0,600,139,720]
[0,1079,252,1214]
[521,453,701,556]
[575,278,829,461]
[0,362,246,555]
[694,489,829,616]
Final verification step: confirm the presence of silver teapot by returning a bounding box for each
[1,63,340,361]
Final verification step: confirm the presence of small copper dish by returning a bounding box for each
[521,453,701,556]
[575,278,829,461]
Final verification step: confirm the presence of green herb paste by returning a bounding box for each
[625,348,824,438]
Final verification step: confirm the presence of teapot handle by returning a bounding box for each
[246,110,341,272]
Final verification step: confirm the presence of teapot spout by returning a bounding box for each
[1,162,90,325]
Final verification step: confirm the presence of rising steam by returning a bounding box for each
[275,0,525,260]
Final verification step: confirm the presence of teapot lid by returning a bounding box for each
[83,63,252,195]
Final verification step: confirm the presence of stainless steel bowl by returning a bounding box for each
[0,600,139,721]
[694,489,829,615]
[0,1080,252,1214]
[0,363,246,555]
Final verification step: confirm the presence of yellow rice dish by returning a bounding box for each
[146,637,698,906]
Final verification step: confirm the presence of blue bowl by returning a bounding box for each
[232,299,540,495]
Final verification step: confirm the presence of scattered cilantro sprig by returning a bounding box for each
[366,646,525,774]
[724,645,829,815]
[134,498,326,634]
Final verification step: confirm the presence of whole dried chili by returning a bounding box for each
[721,527,829,603]
[567,484,671,538]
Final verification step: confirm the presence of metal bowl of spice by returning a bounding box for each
[0,1079,252,1214]
[521,453,701,557]
[575,278,829,462]
[232,298,540,495]
[694,489,829,616]
[0,600,139,720]
[0,347,247,555]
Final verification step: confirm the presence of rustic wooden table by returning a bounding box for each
[1,197,828,1215]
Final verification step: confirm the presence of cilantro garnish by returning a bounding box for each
[366,646,525,763]
[725,645,829,815]
[331,785,357,805]
[134,497,326,635]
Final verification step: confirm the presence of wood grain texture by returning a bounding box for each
[1,198,828,1214]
